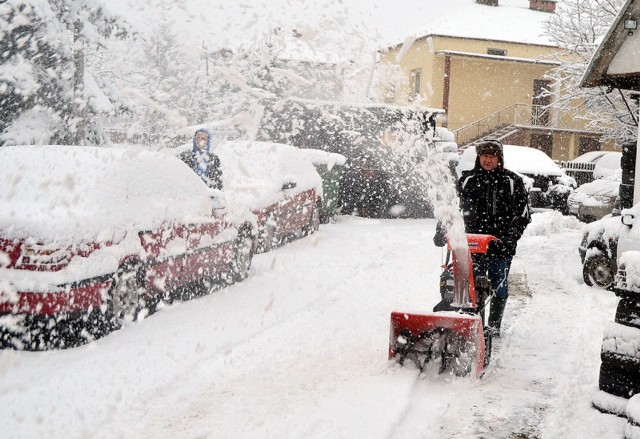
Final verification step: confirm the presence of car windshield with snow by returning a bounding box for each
[0,145,256,350]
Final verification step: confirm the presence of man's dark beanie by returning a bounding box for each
[476,140,503,159]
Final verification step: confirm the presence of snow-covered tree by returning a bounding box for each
[0,0,129,146]
[542,0,638,143]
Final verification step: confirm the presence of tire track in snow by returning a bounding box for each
[112,219,438,439]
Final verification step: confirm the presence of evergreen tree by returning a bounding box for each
[0,0,128,146]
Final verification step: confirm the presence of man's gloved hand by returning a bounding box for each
[433,222,446,247]
[433,230,446,247]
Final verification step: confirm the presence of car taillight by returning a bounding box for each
[17,242,71,271]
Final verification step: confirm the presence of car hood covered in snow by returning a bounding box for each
[574,177,620,198]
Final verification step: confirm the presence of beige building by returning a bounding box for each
[378,0,606,161]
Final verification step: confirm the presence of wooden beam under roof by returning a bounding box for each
[580,0,640,91]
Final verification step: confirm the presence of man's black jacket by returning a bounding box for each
[456,167,531,256]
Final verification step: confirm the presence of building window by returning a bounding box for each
[410,68,422,101]
[487,48,507,56]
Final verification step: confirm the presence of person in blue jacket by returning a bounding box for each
[179,128,223,190]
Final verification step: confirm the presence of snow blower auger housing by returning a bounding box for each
[389,234,497,378]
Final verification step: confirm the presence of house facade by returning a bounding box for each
[378,0,605,161]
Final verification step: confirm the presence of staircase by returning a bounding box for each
[462,125,521,150]
[453,103,557,149]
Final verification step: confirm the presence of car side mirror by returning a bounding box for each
[622,213,634,227]
[209,188,226,210]
[281,182,297,191]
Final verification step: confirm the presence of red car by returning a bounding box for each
[217,141,323,253]
[0,146,256,350]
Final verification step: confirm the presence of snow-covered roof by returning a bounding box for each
[434,50,562,66]
[581,0,640,90]
[381,0,558,50]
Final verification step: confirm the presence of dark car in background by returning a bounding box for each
[337,141,433,219]
[255,98,442,219]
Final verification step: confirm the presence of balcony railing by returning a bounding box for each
[453,103,587,146]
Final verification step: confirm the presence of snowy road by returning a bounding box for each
[0,213,629,438]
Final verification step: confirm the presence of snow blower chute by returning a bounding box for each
[389,234,497,378]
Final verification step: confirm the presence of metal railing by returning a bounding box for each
[453,104,584,146]
[557,160,596,186]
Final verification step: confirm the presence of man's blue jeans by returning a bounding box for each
[472,254,513,299]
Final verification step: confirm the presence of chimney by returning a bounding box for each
[476,0,499,5]
[529,0,556,13]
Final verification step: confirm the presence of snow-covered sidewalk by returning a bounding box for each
[0,212,628,438]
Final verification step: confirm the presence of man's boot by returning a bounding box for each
[488,296,508,337]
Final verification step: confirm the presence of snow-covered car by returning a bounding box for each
[564,150,620,186]
[457,144,577,212]
[217,141,324,253]
[614,208,640,296]
[580,202,640,290]
[567,174,621,223]
[593,151,622,179]
[0,146,256,350]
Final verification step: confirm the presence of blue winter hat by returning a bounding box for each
[193,128,212,154]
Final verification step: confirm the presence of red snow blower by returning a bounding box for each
[389,234,497,378]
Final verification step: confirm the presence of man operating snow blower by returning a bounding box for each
[434,139,531,337]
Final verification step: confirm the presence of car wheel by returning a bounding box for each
[616,298,640,329]
[231,229,254,283]
[110,263,143,327]
[257,214,276,253]
[583,252,616,289]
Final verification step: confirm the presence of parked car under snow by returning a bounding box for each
[0,146,256,350]
[217,140,324,253]
[457,144,576,212]
[567,174,621,223]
